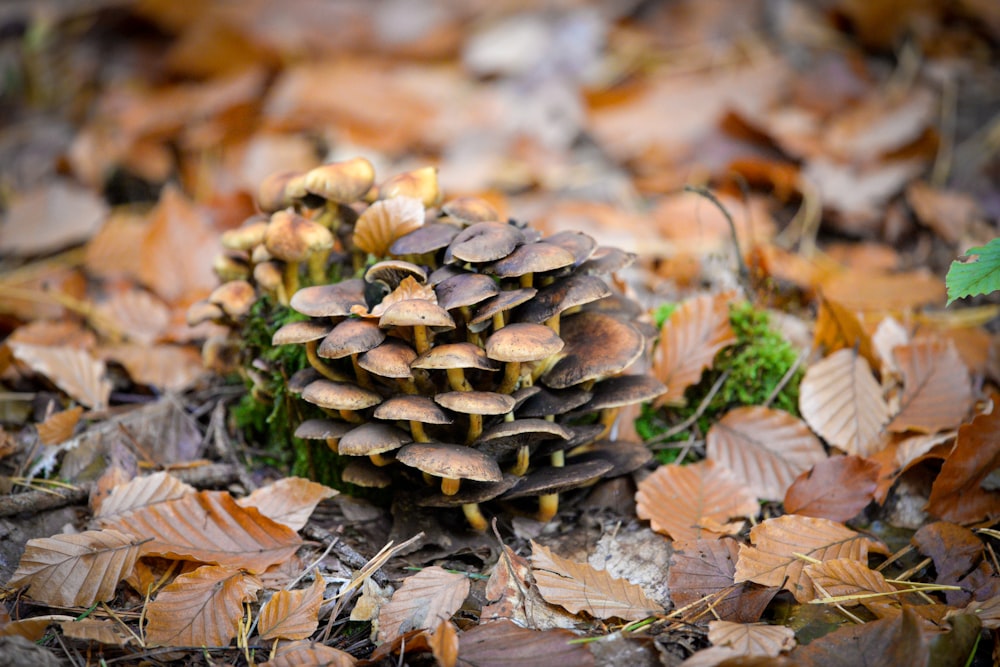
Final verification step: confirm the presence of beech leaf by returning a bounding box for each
[529,541,663,621]
[429,620,459,667]
[457,620,594,667]
[792,606,927,667]
[926,403,1000,524]
[9,342,111,410]
[60,618,132,646]
[101,343,205,393]
[95,471,195,521]
[887,338,972,433]
[261,641,357,667]
[803,558,898,606]
[258,574,325,641]
[783,455,880,522]
[814,295,877,369]
[377,566,470,644]
[236,477,337,531]
[36,406,84,445]
[707,620,795,656]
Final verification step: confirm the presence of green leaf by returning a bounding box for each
[946,239,1000,305]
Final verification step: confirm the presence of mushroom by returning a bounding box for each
[584,374,666,440]
[469,287,536,334]
[544,230,597,266]
[257,171,302,213]
[317,318,386,389]
[374,394,451,443]
[300,379,382,424]
[353,196,425,260]
[272,319,348,383]
[501,459,614,522]
[541,312,644,389]
[485,241,575,289]
[342,458,392,489]
[411,342,498,393]
[289,279,365,318]
[339,422,412,467]
[444,221,524,265]
[440,196,500,226]
[303,157,376,230]
[363,260,428,310]
[357,337,420,394]
[379,299,455,355]
[484,322,564,394]
[208,280,256,320]
[417,474,520,532]
[294,418,353,454]
[379,166,442,208]
[390,222,460,258]
[515,273,611,336]
[435,390,516,444]
[434,272,499,342]
[568,439,653,477]
[474,418,571,476]
[264,210,335,299]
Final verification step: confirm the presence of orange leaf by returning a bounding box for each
[635,460,758,542]
[95,288,171,345]
[9,342,111,410]
[428,620,459,667]
[100,343,205,393]
[262,640,358,667]
[814,295,876,368]
[236,477,337,532]
[95,471,195,521]
[783,455,880,522]
[887,338,972,433]
[102,490,303,573]
[653,292,737,407]
[820,269,945,313]
[707,620,795,656]
[707,406,827,501]
[734,515,884,602]
[258,574,325,641]
[926,404,1000,524]
[7,529,142,607]
[799,348,890,456]
[482,544,532,624]
[145,564,262,647]
[376,566,470,644]
[60,618,132,646]
[36,406,84,445]
[529,541,662,621]
[803,558,898,606]
[457,619,594,667]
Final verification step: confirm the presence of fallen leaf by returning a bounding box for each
[872,316,911,377]
[799,347,890,456]
[0,615,75,641]
[887,338,972,433]
[36,406,84,445]
[907,181,984,244]
[457,619,594,667]
[820,269,946,313]
[912,522,986,606]
[59,618,132,646]
[0,180,108,255]
[377,566,470,644]
[7,529,143,607]
[869,431,954,503]
[707,406,827,501]
[926,403,1000,524]
[483,544,533,624]
[734,515,884,602]
[236,477,337,531]
[95,288,172,345]
[803,558,898,607]
[791,606,926,666]
[261,640,357,667]
[529,541,663,621]
[707,620,795,656]
[783,455,880,522]
[258,574,325,641]
[100,343,205,393]
[824,89,935,162]
[813,295,877,368]
[95,472,195,521]
[429,620,459,667]
[145,564,262,647]
[669,539,777,624]
[84,209,148,280]
[636,460,759,542]
[9,342,112,410]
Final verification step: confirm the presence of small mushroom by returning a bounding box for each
[374,394,451,443]
[353,196,425,259]
[272,319,348,383]
[289,279,365,318]
[257,170,301,213]
[435,390,516,444]
[301,379,382,424]
[544,230,597,266]
[339,422,412,466]
[515,274,611,336]
[411,342,498,393]
[208,280,256,320]
[584,374,666,440]
[474,418,571,475]
[484,322,564,394]
[541,312,644,389]
[342,458,392,489]
[485,241,575,289]
[501,459,614,522]
[379,299,455,355]
[469,287,536,334]
[358,338,419,393]
[265,210,335,298]
[317,318,386,388]
[444,221,524,265]
[379,166,442,208]
[294,418,353,454]
[390,222,460,257]
[441,196,500,226]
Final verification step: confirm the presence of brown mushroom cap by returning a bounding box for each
[221,217,269,251]
[301,380,382,410]
[379,166,441,208]
[473,418,572,459]
[342,458,392,488]
[434,272,500,310]
[379,299,456,330]
[484,322,564,363]
[569,440,653,477]
[365,260,427,291]
[254,261,284,292]
[396,442,502,482]
[514,274,611,324]
[535,423,605,456]
[209,280,256,319]
[186,299,224,326]
[354,196,425,258]
[374,395,452,424]
[358,338,418,379]
[272,320,333,346]
[289,279,365,317]
[444,221,524,264]
[501,460,614,499]
[441,196,500,225]
[469,288,537,327]
[516,386,593,417]
[418,474,520,507]
[294,418,353,441]
[265,210,334,262]
[411,343,498,372]
[257,171,300,212]
[435,391,516,415]
[579,246,636,275]
[303,157,375,203]
[391,222,460,256]
[213,252,250,282]
[339,422,412,456]
[318,318,386,359]
[541,312,644,389]
[287,367,322,394]
[486,242,575,279]
[585,374,667,410]
[544,230,597,266]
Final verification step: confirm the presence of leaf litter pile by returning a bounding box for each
[1,1,1000,665]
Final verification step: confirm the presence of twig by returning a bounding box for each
[683,185,751,294]
[647,369,731,445]
[762,350,806,408]
[931,75,958,187]
[301,524,390,587]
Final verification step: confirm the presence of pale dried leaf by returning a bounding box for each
[36,406,83,445]
[262,641,358,667]
[145,565,262,647]
[707,406,827,501]
[678,645,743,667]
[0,180,107,255]
[59,618,132,646]
[95,471,195,521]
[653,293,737,407]
[258,574,325,641]
[799,348,890,456]
[735,515,884,602]
[9,342,111,410]
[803,558,897,607]
[429,620,459,667]
[84,209,147,280]
[708,620,795,656]
[96,288,171,345]
[102,490,303,573]
[457,619,594,667]
[529,541,663,621]
[872,317,910,377]
[0,615,75,641]
[101,343,205,393]
[237,477,337,531]
[636,460,758,542]
[377,566,470,644]
[887,338,972,433]
[7,529,142,607]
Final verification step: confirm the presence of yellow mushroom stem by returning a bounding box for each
[325,437,340,454]
[510,445,530,476]
[492,310,506,331]
[544,312,560,336]
[369,453,393,467]
[520,273,534,289]
[397,378,419,395]
[305,341,350,383]
[441,477,461,496]
[597,406,620,440]
[422,472,435,486]
[462,503,488,531]
[307,248,330,285]
[497,361,522,394]
[339,409,363,424]
[351,355,374,390]
[282,260,301,301]
[410,420,430,443]
[412,324,431,355]
[446,368,473,392]
[466,414,483,445]
[536,450,565,522]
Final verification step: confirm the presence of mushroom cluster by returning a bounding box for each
[192,157,665,530]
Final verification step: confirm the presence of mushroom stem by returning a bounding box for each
[307,249,330,285]
[446,368,473,392]
[325,437,340,454]
[520,273,534,289]
[497,361,521,394]
[410,420,430,443]
[413,325,430,355]
[466,414,483,445]
[597,407,620,440]
[544,313,560,336]
[441,477,461,496]
[492,311,505,331]
[369,453,393,467]
[510,445,530,476]
[305,341,350,383]
[282,260,301,300]
[536,450,565,522]
[339,409,363,424]
[462,503,488,531]
[351,355,374,390]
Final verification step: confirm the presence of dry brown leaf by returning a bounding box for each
[9,342,112,410]
[872,316,911,377]
[783,456,880,522]
[457,619,594,667]
[906,181,984,245]
[814,295,877,368]
[262,640,358,667]
[887,338,972,433]
[7,529,142,607]
[803,558,898,607]
[377,566,470,644]
[95,471,195,521]
[96,288,172,345]
[84,209,148,280]
[236,477,337,531]
[258,573,325,641]
[707,406,827,501]
[926,403,1000,524]
[145,564,262,647]
[669,539,777,624]
[734,515,885,602]
[635,460,758,542]
[59,618,132,646]
[960,595,1000,630]
[101,343,205,393]
[824,88,935,162]
[483,544,533,624]
[529,541,663,621]
[707,620,795,656]
[429,620,459,667]
[799,348,890,456]
[791,606,926,666]
[653,293,737,407]
[36,406,84,445]
[820,269,946,313]
[0,180,108,255]
[102,490,303,573]
[0,615,75,641]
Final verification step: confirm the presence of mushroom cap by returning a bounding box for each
[213,252,250,282]
[541,312,644,389]
[290,279,365,317]
[486,242,575,279]
[484,322,564,363]
[501,460,614,499]
[254,262,283,292]
[514,274,611,324]
[257,170,300,212]
[209,280,256,319]
[579,246,636,275]
[535,423,605,456]
[544,230,597,266]
[379,166,441,208]
[516,386,592,417]
[441,196,500,225]
[186,299,224,326]
[396,442,502,482]
[272,320,332,346]
[374,395,452,424]
[391,222,460,256]
[302,157,375,203]
[411,343,498,372]
[358,338,418,379]
[301,380,382,410]
[469,288,537,326]
[444,221,524,264]
[342,458,392,488]
[585,374,667,410]
[265,210,334,262]
[435,391,516,415]
[434,272,499,310]
[294,418,353,440]
[221,217,269,251]
[318,318,386,359]
[354,196,425,258]
[365,260,427,292]
[418,474,520,506]
[427,263,467,286]
[473,418,572,459]
[339,422,412,456]
[569,440,653,477]
[379,299,456,330]
[287,367,321,394]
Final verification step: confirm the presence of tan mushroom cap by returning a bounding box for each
[411,343,498,372]
[342,458,392,488]
[434,272,499,310]
[541,312,644,389]
[365,260,427,291]
[486,242,575,279]
[379,166,441,208]
[303,157,375,203]
[390,222,460,256]
[287,367,321,394]
[272,320,332,346]
[444,221,524,264]
[289,279,365,317]
[418,474,520,507]
[570,440,653,477]
[209,280,256,319]
[301,380,382,410]
[484,323,564,362]
[358,338,418,379]
[186,299,224,326]
[212,252,250,282]
[586,374,667,410]
[374,395,452,424]
[435,391,516,415]
[469,288,537,327]
[294,418,353,441]
[473,418,572,459]
[501,460,614,499]
[318,318,386,359]
[514,274,611,324]
[354,196,425,258]
[579,246,637,275]
[516,386,592,417]
[265,210,334,262]
[379,299,456,329]
[535,423,605,456]
[396,442,502,482]
[221,217,269,251]
[544,230,597,266]
[257,170,300,212]
[441,196,500,226]
[339,422,412,456]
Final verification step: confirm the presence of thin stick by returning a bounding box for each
[683,185,751,293]
[647,370,731,445]
[763,350,806,408]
